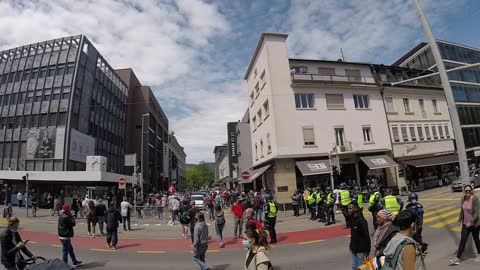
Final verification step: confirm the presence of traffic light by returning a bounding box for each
[22,175,27,181]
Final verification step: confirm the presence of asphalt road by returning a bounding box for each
[7,188,480,269]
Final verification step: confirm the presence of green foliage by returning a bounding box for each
[186,161,215,189]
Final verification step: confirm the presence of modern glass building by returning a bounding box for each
[0,35,129,200]
[394,40,480,160]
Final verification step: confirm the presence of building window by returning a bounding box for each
[326,94,344,110]
[432,125,438,139]
[263,100,269,117]
[318,67,335,76]
[432,99,439,113]
[260,140,264,157]
[409,126,417,141]
[418,98,425,112]
[392,126,400,143]
[403,98,410,113]
[255,82,260,96]
[250,92,254,105]
[438,124,445,139]
[363,127,372,143]
[335,128,345,146]
[252,116,257,129]
[257,109,262,123]
[255,143,258,160]
[444,124,451,138]
[417,126,424,141]
[345,69,361,81]
[353,95,369,109]
[291,66,308,74]
[425,125,431,140]
[267,133,271,153]
[401,126,409,142]
[385,97,395,112]
[303,127,315,146]
[295,94,314,109]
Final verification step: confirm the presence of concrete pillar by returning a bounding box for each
[273,159,296,204]
[355,158,361,187]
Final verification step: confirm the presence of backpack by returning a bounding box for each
[206,198,213,207]
[382,239,424,270]
[180,210,188,223]
[216,212,225,225]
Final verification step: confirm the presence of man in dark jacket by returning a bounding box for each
[1,217,36,270]
[58,204,81,266]
[95,199,107,236]
[187,201,200,244]
[348,202,370,270]
[106,203,122,250]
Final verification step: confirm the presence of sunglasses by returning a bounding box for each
[465,190,472,193]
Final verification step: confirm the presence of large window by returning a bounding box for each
[444,124,451,138]
[418,98,425,113]
[335,128,345,146]
[295,94,315,109]
[432,99,439,113]
[385,97,395,113]
[425,125,431,140]
[326,94,344,110]
[409,126,417,141]
[417,126,424,141]
[403,98,410,113]
[303,127,315,146]
[353,95,369,109]
[318,67,336,76]
[392,126,400,143]
[263,100,269,117]
[267,133,271,153]
[438,124,445,139]
[431,125,438,139]
[401,126,409,142]
[363,127,372,143]
[345,69,361,81]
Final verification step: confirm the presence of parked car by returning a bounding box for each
[451,169,480,192]
[191,194,205,209]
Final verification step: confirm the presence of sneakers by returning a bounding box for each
[73,261,82,266]
[107,243,112,248]
[449,258,460,265]
[475,255,480,262]
[111,246,117,250]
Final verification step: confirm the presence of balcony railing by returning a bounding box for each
[292,73,376,84]
[334,141,352,153]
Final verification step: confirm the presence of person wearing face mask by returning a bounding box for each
[1,217,36,270]
[243,228,272,270]
[406,192,427,253]
[449,184,480,265]
[383,209,426,270]
[372,209,398,266]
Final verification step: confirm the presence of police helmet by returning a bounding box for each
[369,183,378,192]
[326,186,332,192]
[385,189,393,195]
[339,182,347,189]
[408,192,418,202]
[353,185,360,193]
[266,194,273,201]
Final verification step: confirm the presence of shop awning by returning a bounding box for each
[296,160,331,176]
[243,165,271,184]
[360,155,398,170]
[403,154,458,168]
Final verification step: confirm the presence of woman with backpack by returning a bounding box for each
[215,204,226,248]
[179,200,190,239]
[243,228,273,270]
[382,209,426,270]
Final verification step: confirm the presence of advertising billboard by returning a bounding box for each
[26,127,64,159]
[69,129,95,163]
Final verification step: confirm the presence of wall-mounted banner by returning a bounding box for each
[69,129,95,163]
[26,127,64,159]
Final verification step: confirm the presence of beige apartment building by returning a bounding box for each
[373,65,457,191]
[244,33,398,205]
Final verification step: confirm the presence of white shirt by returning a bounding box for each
[17,193,23,200]
[120,201,132,217]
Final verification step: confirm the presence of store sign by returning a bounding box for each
[227,122,238,165]
[69,129,95,163]
[26,127,64,159]
[307,163,328,171]
[371,158,388,166]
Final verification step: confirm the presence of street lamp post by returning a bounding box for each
[412,0,470,191]
[23,174,29,217]
[141,113,150,203]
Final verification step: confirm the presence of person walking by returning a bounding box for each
[449,184,480,265]
[71,195,79,218]
[96,199,107,236]
[325,186,336,225]
[179,200,191,239]
[192,212,210,270]
[169,196,180,225]
[264,194,278,244]
[254,192,264,222]
[205,195,214,221]
[17,192,23,208]
[86,200,96,237]
[372,209,398,267]
[368,183,382,230]
[120,197,132,231]
[58,204,82,267]
[291,190,300,217]
[47,193,54,216]
[188,201,200,244]
[231,198,245,239]
[243,228,272,270]
[245,208,263,231]
[214,205,226,248]
[106,203,122,250]
[31,193,38,217]
[1,217,37,270]
[406,192,427,253]
[383,210,425,270]
[348,203,370,270]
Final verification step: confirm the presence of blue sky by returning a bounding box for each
[0,0,479,163]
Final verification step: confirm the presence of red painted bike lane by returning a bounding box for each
[20,225,349,252]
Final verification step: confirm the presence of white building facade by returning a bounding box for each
[244,33,397,204]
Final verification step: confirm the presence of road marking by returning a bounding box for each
[423,209,460,224]
[90,248,116,252]
[206,250,221,253]
[451,227,461,232]
[423,206,457,217]
[51,244,62,248]
[137,251,166,254]
[431,217,459,228]
[29,241,38,244]
[422,199,458,201]
[298,239,326,245]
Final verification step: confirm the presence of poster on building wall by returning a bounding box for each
[26,127,64,159]
[227,122,238,176]
[69,129,95,163]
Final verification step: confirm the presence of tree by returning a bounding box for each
[186,162,215,190]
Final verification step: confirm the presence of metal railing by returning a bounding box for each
[291,73,376,84]
[334,141,352,153]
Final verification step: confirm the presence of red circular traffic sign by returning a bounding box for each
[119,178,125,186]
[242,171,250,180]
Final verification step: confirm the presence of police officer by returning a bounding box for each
[338,183,352,228]
[351,186,363,215]
[381,189,404,216]
[291,190,301,217]
[307,188,316,220]
[406,192,426,251]
[264,194,278,244]
[317,189,326,223]
[367,183,382,230]
[325,186,336,225]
